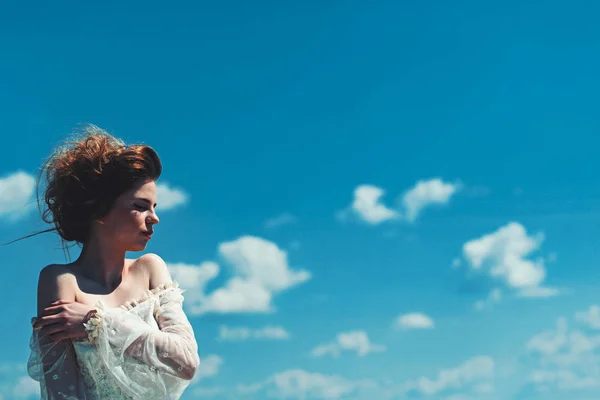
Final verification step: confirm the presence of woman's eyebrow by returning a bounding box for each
[135,198,158,208]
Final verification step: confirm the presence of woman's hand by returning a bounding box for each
[33,300,95,342]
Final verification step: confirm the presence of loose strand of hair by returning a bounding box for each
[0,227,58,246]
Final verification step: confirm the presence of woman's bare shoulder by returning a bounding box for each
[36,264,77,315]
[132,253,172,290]
[39,263,78,284]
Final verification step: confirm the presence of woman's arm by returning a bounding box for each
[28,265,87,399]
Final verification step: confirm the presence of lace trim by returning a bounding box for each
[83,281,180,344]
[119,281,180,311]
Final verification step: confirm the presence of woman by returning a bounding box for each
[26,125,200,399]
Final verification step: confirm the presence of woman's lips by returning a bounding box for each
[141,231,153,239]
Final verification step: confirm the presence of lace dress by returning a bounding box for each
[27,281,200,400]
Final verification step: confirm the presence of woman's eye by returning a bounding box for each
[134,204,147,211]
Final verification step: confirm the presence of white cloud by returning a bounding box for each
[474,289,502,311]
[218,325,290,341]
[461,222,558,298]
[337,179,459,225]
[192,387,223,397]
[239,369,376,400]
[167,261,220,310]
[576,305,600,330]
[0,363,25,374]
[219,236,310,291]
[442,395,474,400]
[311,331,386,358]
[473,382,494,393]
[518,286,560,298]
[168,261,219,291]
[186,236,311,314]
[233,360,495,400]
[395,313,435,330]
[524,308,600,392]
[191,355,223,384]
[529,369,599,390]
[339,185,399,224]
[236,382,266,395]
[526,317,569,356]
[193,277,273,314]
[265,212,296,229]
[0,171,35,220]
[269,370,363,399]
[12,376,39,398]
[401,178,461,222]
[156,181,188,210]
[403,356,495,396]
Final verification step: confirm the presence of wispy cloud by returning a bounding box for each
[8,376,38,399]
[0,171,36,221]
[191,387,223,398]
[311,330,386,358]
[394,312,435,330]
[401,178,461,222]
[156,181,189,210]
[191,354,223,384]
[237,369,377,399]
[518,286,560,298]
[337,178,460,225]
[265,212,297,229]
[524,307,600,393]
[235,357,493,400]
[474,288,502,311]
[576,305,600,329]
[401,356,495,397]
[218,325,290,341]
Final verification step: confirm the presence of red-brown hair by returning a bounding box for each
[38,124,162,245]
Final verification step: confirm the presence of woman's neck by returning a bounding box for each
[73,237,127,291]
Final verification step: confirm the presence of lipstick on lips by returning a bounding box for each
[141,230,153,239]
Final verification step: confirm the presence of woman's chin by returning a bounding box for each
[129,242,148,252]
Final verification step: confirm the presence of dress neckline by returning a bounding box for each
[112,280,180,311]
[30,281,181,327]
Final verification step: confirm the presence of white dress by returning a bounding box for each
[27,281,200,400]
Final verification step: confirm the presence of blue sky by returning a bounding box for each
[2,1,600,399]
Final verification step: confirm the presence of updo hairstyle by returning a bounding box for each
[38,125,162,245]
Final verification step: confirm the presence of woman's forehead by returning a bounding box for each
[125,179,157,199]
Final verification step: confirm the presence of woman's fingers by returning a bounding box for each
[33,314,65,329]
[39,306,64,317]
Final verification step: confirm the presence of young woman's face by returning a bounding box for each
[97,178,160,252]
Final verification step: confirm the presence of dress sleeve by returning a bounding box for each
[83,283,200,398]
[27,320,88,400]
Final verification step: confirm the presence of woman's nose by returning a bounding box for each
[148,211,159,225]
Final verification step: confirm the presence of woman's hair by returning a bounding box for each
[37,124,162,245]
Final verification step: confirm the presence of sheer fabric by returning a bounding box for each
[27,281,200,400]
